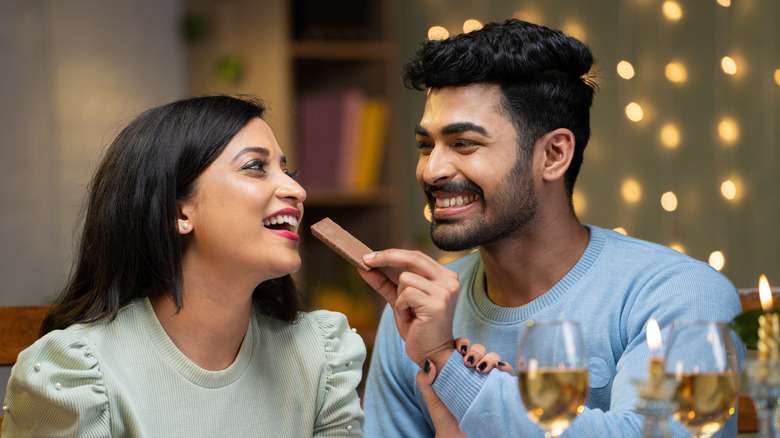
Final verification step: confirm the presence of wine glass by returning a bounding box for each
[664,321,739,438]
[517,320,589,437]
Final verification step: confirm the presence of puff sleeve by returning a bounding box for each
[311,310,366,437]
[2,329,110,437]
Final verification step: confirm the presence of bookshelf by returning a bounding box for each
[184,0,406,352]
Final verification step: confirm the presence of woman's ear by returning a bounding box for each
[541,128,575,182]
[177,199,194,234]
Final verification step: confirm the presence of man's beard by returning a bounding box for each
[427,152,537,252]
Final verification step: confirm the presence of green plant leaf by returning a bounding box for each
[729,309,778,349]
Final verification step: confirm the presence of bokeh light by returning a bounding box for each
[661,191,678,212]
[463,19,483,33]
[617,61,635,79]
[562,21,586,41]
[774,69,780,86]
[669,243,685,254]
[613,227,628,236]
[660,123,681,149]
[718,118,739,143]
[423,204,432,222]
[709,251,726,271]
[427,26,449,40]
[721,56,737,75]
[662,1,683,21]
[665,62,688,83]
[721,179,737,200]
[717,0,731,6]
[621,179,642,203]
[572,189,587,215]
[625,102,644,122]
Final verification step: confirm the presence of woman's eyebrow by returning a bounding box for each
[231,147,270,163]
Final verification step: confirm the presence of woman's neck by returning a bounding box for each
[151,290,253,371]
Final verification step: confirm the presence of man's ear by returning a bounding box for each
[540,128,575,182]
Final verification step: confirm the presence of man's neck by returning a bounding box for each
[480,214,589,308]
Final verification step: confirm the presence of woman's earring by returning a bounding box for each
[182,222,190,231]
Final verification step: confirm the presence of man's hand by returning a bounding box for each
[359,249,460,369]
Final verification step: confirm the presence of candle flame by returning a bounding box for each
[647,318,662,351]
[759,275,773,311]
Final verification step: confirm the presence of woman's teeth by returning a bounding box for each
[263,215,299,228]
[435,194,480,208]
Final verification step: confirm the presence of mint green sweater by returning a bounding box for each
[2,298,365,437]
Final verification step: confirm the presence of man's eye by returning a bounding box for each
[242,160,268,172]
[417,141,433,150]
[454,140,480,148]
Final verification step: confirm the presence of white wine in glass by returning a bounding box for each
[517,320,589,437]
[665,321,739,438]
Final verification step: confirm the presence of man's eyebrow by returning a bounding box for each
[231,147,269,163]
[442,122,489,136]
[414,123,490,137]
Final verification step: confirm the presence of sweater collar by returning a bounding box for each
[469,225,606,323]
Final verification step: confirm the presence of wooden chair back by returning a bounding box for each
[0,306,51,435]
[736,286,780,434]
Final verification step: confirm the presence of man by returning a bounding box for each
[358,19,745,437]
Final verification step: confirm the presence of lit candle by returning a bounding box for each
[757,275,779,362]
[646,319,665,387]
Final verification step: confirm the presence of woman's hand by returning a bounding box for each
[415,338,513,437]
[455,338,515,376]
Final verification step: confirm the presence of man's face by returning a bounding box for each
[415,84,538,251]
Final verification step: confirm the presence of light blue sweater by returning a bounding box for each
[363,225,745,437]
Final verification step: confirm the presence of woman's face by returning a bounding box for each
[178,117,306,286]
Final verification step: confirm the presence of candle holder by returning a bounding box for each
[745,358,780,438]
[634,376,678,438]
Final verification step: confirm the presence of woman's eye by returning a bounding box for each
[285,169,299,180]
[242,160,268,173]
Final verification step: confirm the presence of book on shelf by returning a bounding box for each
[295,88,387,193]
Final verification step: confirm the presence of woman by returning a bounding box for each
[1,95,365,436]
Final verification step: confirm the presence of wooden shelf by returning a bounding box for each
[292,41,396,60]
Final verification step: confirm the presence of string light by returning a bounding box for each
[721,56,737,75]
[660,123,681,149]
[662,1,683,21]
[721,179,738,201]
[463,19,483,33]
[625,102,644,122]
[661,191,678,212]
[665,62,688,83]
[709,251,726,271]
[718,118,739,143]
[617,61,635,80]
[621,179,642,203]
[427,26,449,40]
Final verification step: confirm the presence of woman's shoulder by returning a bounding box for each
[4,328,110,435]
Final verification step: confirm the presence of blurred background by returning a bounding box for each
[1,0,778,398]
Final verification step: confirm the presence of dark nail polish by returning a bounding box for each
[460,345,468,353]
[477,362,487,372]
[498,361,506,367]
[424,359,431,373]
[467,355,475,365]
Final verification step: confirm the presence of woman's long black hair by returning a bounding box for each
[41,95,304,335]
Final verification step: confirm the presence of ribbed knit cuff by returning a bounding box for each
[432,351,490,420]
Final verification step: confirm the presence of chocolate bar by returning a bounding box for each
[310,217,403,283]
[310,218,373,271]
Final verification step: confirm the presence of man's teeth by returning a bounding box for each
[263,215,299,227]
[435,194,480,208]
